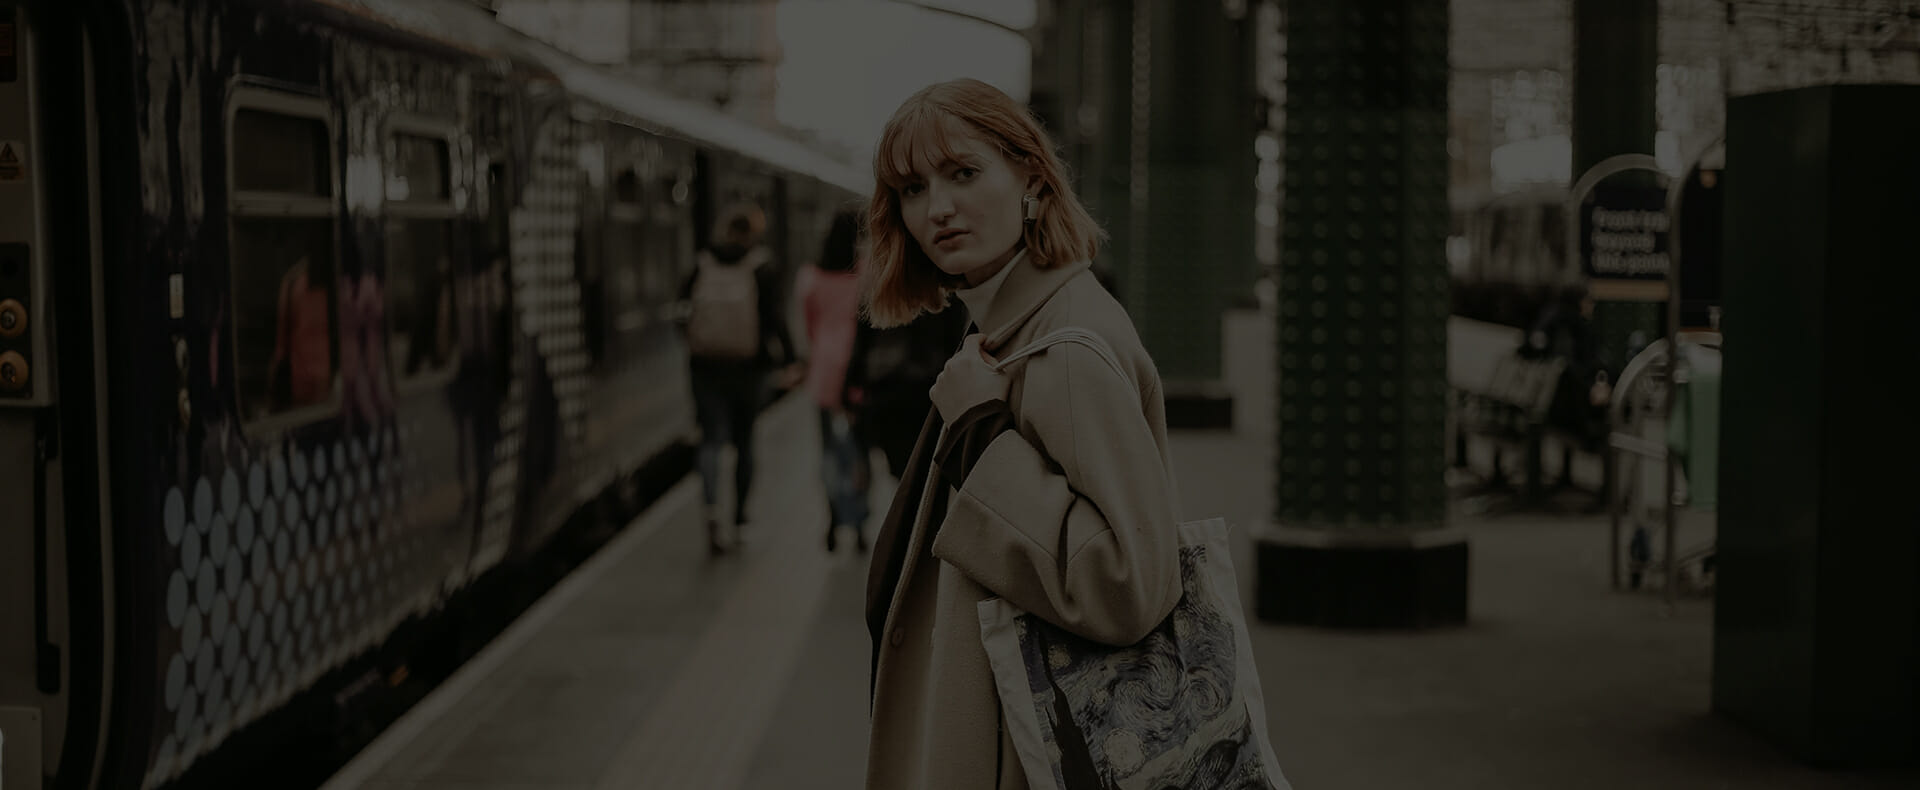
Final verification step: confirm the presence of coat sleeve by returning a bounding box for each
[929,341,1180,646]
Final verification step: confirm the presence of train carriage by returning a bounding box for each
[0,2,865,788]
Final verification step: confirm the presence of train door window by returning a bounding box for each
[479,159,513,372]
[384,127,458,388]
[228,92,341,431]
[607,162,647,335]
[657,151,697,300]
[484,160,510,261]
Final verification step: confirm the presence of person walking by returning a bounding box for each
[798,205,872,552]
[679,202,799,555]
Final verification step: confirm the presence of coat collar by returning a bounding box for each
[971,257,1092,353]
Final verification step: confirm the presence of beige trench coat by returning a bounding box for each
[864,258,1182,789]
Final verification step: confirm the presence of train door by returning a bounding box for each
[0,3,110,789]
[380,118,468,589]
[465,150,521,577]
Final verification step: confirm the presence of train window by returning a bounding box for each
[613,167,643,205]
[227,93,341,431]
[384,130,458,386]
[388,134,450,203]
[233,109,332,197]
[605,211,647,333]
[484,160,510,260]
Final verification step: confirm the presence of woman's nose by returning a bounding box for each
[925,185,956,222]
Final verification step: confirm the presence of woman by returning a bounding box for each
[798,205,872,552]
[862,78,1181,789]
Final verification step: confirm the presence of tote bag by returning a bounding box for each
[978,329,1291,790]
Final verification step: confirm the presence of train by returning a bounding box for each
[0,1,865,788]
[1449,158,1724,333]
[1448,185,1577,330]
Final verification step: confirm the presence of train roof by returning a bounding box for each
[323,0,871,194]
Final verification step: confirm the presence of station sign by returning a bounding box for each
[1580,181,1670,281]
[1566,155,1671,302]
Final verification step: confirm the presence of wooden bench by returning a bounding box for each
[1453,350,1567,494]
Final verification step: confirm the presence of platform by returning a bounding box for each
[316,310,1917,790]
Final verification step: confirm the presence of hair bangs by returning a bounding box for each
[876,106,979,191]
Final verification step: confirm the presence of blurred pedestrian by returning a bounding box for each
[798,205,872,552]
[843,293,969,481]
[860,78,1180,790]
[1531,282,1611,442]
[678,202,800,554]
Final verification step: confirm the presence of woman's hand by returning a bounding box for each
[929,334,1008,422]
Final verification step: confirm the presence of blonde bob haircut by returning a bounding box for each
[862,78,1105,328]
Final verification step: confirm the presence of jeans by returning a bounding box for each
[819,409,871,530]
[692,366,761,522]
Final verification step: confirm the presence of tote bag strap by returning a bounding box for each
[991,327,1133,389]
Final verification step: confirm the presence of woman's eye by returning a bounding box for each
[954,167,978,180]
[901,183,925,197]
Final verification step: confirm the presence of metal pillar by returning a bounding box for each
[1573,0,1663,379]
[1072,0,1252,428]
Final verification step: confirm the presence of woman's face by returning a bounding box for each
[897,132,1032,287]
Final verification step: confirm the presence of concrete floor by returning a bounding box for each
[321,310,1917,789]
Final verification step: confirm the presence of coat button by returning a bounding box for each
[889,627,905,647]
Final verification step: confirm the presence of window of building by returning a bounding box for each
[385,128,458,385]
[228,95,340,429]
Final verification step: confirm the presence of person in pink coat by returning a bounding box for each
[797,206,872,551]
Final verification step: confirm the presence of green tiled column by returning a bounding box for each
[1255,0,1466,628]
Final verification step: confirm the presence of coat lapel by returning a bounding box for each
[975,258,1093,354]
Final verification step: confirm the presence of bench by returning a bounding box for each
[1452,350,1568,495]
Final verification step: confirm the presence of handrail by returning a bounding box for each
[34,406,62,694]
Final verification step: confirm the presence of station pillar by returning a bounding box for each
[1255,0,1465,627]
[1573,0,1663,374]
[1714,84,1920,768]
[1058,0,1253,429]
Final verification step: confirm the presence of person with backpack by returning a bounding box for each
[678,202,799,555]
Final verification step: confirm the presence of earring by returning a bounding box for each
[1022,194,1039,222]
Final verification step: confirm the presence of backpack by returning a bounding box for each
[686,248,764,360]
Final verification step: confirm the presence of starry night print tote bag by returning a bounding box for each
[978,519,1290,790]
[979,330,1290,790]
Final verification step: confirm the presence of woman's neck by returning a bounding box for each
[964,243,1026,287]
